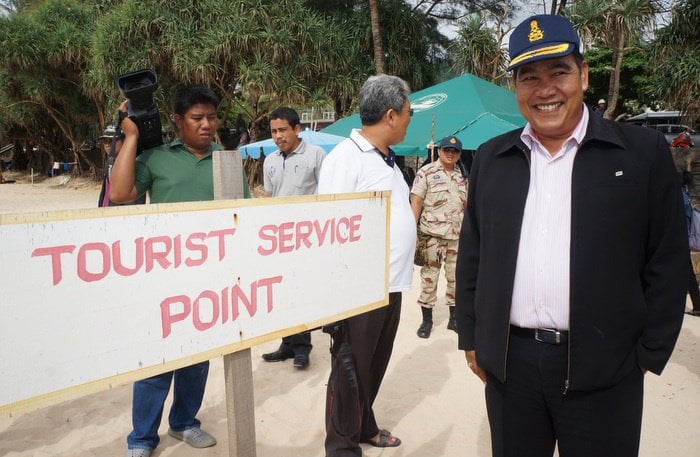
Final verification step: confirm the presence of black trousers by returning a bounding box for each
[280,330,312,356]
[486,329,644,457]
[325,292,402,457]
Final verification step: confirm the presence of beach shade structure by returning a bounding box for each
[322,73,526,156]
[238,129,347,158]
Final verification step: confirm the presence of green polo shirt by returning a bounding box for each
[135,139,250,203]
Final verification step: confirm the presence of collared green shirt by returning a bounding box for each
[135,139,250,203]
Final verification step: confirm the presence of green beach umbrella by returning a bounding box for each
[323,74,525,156]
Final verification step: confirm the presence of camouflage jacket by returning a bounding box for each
[411,161,467,239]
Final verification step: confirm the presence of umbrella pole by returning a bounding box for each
[430,113,436,163]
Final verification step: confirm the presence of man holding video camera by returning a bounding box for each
[111,85,248,457]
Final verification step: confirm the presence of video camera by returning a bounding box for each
[117,69,163,153]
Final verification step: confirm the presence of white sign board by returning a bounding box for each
[0,192,389,416]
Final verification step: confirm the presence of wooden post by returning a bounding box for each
[212,150,256,457]
[224,350,257,456]
[213,150,245,201]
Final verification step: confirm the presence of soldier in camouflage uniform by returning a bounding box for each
[411,135,467,338]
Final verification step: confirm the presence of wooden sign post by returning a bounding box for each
[214,150,256,457]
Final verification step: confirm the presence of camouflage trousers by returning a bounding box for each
[417,236,458,308]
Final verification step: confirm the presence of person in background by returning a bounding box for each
[411,135,467,338]
[97,124,145,207]
[111,85,249,457]
[318,74,416,456]
[456,15,687,457]
[593,98,606,116]
[671,127,695,148]
[681,170,700,316]
[260,106,325,369]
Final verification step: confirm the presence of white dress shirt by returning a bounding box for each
[510,106,589,330]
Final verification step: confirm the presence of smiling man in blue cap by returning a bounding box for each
[455,14,687,457]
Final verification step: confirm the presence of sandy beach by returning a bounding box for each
[0,170,698,457]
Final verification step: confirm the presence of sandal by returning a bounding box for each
[360,429,401,448]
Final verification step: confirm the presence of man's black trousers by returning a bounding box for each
[325,292,402,457]
[485,328,644,457]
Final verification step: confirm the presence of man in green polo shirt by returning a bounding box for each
[111,85,247,457]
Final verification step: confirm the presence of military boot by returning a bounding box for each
[447,306,458,332]
[417,306,433,338]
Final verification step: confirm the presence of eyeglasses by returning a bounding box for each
[409,108,414,117]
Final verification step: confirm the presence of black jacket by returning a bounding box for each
[455,109,688,391]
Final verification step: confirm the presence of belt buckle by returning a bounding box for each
[535,328,561,344]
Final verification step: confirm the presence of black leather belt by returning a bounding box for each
[510,325,569,345]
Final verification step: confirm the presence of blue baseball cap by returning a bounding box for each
[507,15,580,71]
[439,136,462,150]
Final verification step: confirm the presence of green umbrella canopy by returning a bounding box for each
[323,74,526,156]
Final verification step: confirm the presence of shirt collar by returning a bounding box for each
[349,129,396,168]
[350,129,374,152]
[493,106,626,158]
[168,138,216,158]
[275,139,306,157]
[431,159,461,175]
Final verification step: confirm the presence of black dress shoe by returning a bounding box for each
[262,349,294,362]
[293,353,309,368]
[417,321,432,338]
[447,316,458,332]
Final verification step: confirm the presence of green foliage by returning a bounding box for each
[449,14,507,82]
[566,0,657,118]
[89,0,373,127]
[2,0,693,178]
[0,0,100,174]
[584,45,659,115]
[305,0,448,92]
[651,0,700,122]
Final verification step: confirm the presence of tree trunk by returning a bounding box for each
[605,35,625,120]
[554,0,568,15]
[369,0,384,74]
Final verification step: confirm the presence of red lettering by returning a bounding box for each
[112,238,144,276]
[231,283,255,319]
[160,275,282,338]
[256,275,283,313]
[77,242,110,282]
[185,232,208,267]
[208,228,236,260]
[193,290,220,332]
[295,221,313,250]
[145,236,172,272]
[31,225,236,286]
[349,215,362,241]
[32,245,76,285]
[161,295,191,338]
[330,218,336,244]
[257,224,278,256]
[257,216,364,255]
[220,287,229,323]
[336,217,350,243]
[313,219,331,246]
[173,235,182,268]
[278,222,295,253]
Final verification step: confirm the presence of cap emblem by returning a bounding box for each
[528,20,544,42]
